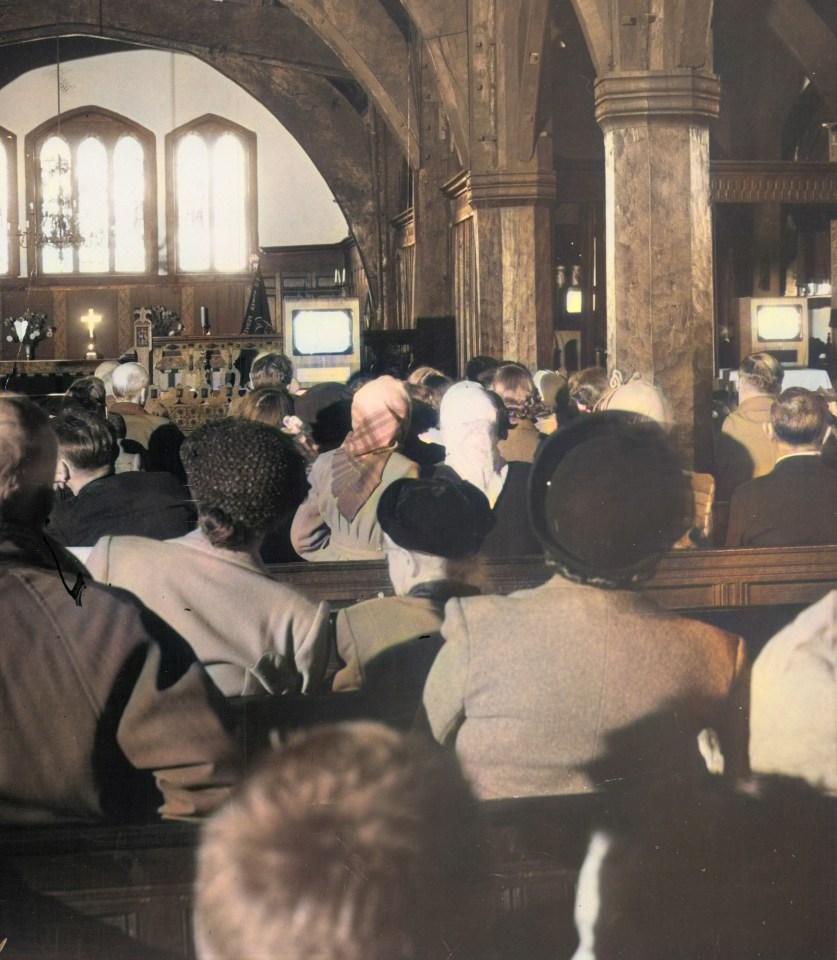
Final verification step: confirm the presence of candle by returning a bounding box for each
[200,306,209,329]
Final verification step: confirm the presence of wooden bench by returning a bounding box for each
[3,546,835,959]
[269,544,837,652]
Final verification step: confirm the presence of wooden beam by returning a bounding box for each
[0,0,352,80]
[767,0,837,117]
[278,0,418,167]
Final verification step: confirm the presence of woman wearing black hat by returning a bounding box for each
[333,476,493,694]
[423,414,750,800]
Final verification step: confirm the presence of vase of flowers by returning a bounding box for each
[4,310,55,361]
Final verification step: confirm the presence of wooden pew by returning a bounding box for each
[3,546,835,959]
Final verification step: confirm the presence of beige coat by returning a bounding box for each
[424,575,749,799]
[86,529,330,697]
[291,449,419,562]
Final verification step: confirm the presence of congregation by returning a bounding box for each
[1,348,836,958]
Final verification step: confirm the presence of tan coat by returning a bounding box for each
[86,529,330,697]
[715,395,780,503]
[291,449,419,562]
[424,575,749,799]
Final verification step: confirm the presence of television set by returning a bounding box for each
[736,297,809,368]
[282,297,361,386]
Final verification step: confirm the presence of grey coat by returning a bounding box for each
[424,575,749,799]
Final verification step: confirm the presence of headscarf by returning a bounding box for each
[438,381,506,506]
[331,376,411,521]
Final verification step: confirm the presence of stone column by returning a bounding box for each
[469,172,556,368]
[595,71,721,470]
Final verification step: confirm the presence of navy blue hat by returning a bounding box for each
[529,413,691,578]
[377,477,494,559]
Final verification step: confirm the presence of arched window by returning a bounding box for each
[0,126,18,276]
[168,115,257,274]
[25,108,156,275]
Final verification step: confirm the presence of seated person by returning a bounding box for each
[94,359,121,409]
[86,418,329,697]
[726,388,837,547]
[568,365,610,413]
[110,361,185,477]
[229,351,297,414]
[194,723,484,960]
[714,351,783,506]
[490,363,543,463]
[332,476,493,693]
[571,759,835,960]
[749,590,837,791]
[0,394,239,823]
[291,376,419,562]
[47,407,194,549]
[62,375,108,416]
[423,414,750,800]
[434,380,540,558]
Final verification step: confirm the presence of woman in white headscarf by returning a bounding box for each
[433,381,540,558]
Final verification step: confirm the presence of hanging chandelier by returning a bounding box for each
[17,37,85,260]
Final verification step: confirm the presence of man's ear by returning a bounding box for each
[54,458,71,488]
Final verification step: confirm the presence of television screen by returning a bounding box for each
[756,304,803,342]
[291,309,353,355]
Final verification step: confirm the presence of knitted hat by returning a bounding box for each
[377,477,494,559]
[181,418,305,534]
[529,413,690,579]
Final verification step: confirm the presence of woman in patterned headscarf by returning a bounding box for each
[290,375,418,561]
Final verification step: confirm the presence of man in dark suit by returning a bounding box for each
[726,388,837,548]
[48,406,195,548]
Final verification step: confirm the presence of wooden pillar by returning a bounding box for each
[831,125,837,320]
[413,41,454,321]
[595,71,721,470]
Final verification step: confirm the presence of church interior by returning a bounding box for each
[1,0,836,957]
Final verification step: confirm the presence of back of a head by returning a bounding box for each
[250,352,294,389]
[739,352,784,396]
[568,367,609,410]
[530,414,690,585]
[770,387,828,447]
[377,476,494,559]
[234,386,295,428]
[195,722,482,960]
[181,418,306,549]
[93,360,120,397]
[439,380,499,435]
[63,376,107,416]
[464,355,501,386]
[490,363,538,422]
[111,362,150,402]
[51,408,119,472]
[0,394,56,524]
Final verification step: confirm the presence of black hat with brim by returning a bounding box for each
[377,476,494,559]
[529,412,691,579]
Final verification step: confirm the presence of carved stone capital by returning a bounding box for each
[443,169,558,209]
[595,70,721,129]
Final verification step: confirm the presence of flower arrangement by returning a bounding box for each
[4,309,55,346]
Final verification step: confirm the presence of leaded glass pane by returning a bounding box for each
[77,137,109,273]
[113,136,145,272]
[212,133,247,273]
[176,133,211,272]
